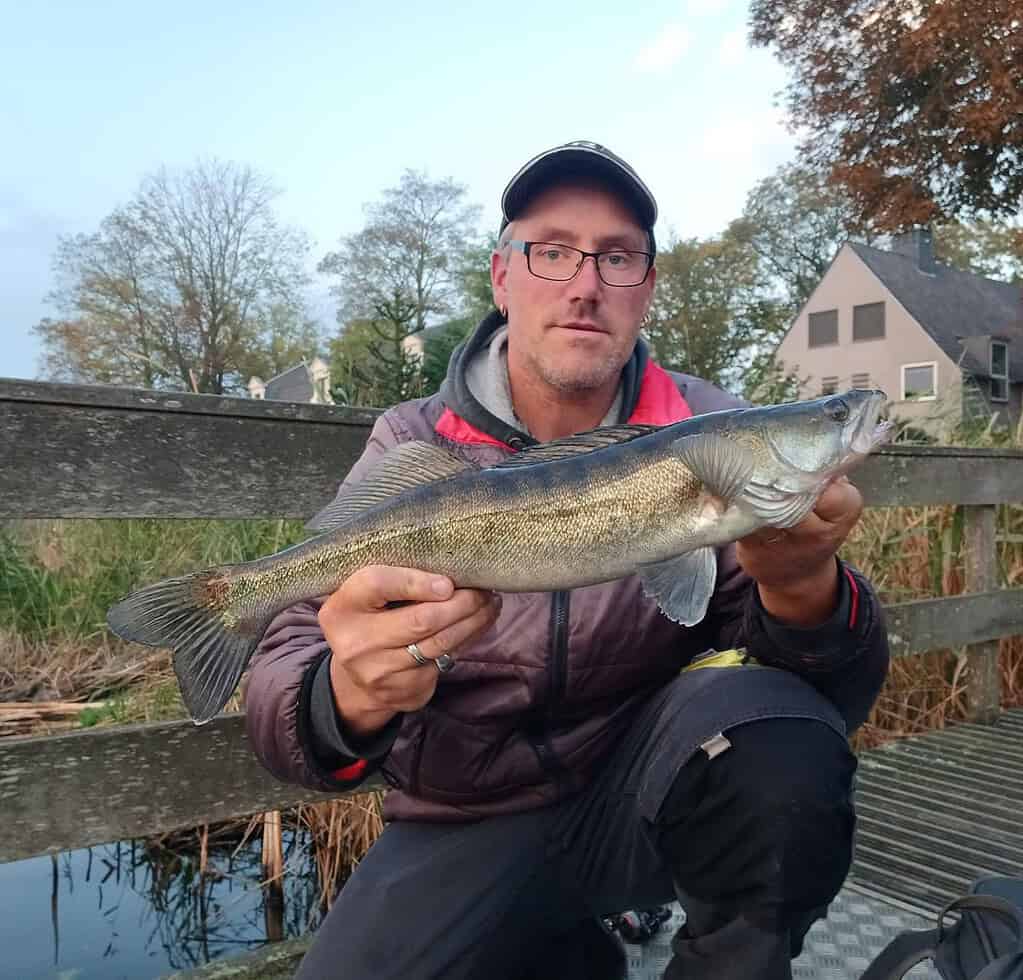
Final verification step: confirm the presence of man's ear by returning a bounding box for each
[491,247,508,311]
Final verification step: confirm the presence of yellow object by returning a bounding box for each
[683,648,759,672]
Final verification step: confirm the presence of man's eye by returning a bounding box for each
[539,248,564,262]
[604,252,632,267]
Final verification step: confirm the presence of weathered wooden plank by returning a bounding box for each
[0,379,379,519]
[963,506,1002,722]
[883,588,1023,657]
[854,445,1023,506]
[3,379,1023,516]
[0,714,384,864]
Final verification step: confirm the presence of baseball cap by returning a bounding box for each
[499,141,658,241]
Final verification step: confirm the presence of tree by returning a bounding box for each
[35,161,313,393]
[420,317,475,396]
[319,170,482,406]
[644,235,790,392]
[933,220,1023,282]
[750,0,1023,230]
[727,163,865,313]
[319,171,482,335]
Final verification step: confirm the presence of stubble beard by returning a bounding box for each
[528,345,626,394]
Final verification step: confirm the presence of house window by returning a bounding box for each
[808,310,838,348]
[851,373,871,389]
[902,362,936,401]
[853,302,885,341]
[991,341,1009,402]
[821,376,839,396]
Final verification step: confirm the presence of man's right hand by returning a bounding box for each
[319,565,502,738]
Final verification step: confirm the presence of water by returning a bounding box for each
[0,830,324,980]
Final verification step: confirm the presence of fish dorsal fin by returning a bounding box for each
[306,441,473,533]
[491,424,660,470]
[673,433,753,503]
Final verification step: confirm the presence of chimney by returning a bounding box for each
[892,227,937,275]
[248,376,266,400]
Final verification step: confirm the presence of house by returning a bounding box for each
[247,357,333,404]
[774,230,1022,433]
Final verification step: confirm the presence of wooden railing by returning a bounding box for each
[1,378,1021,864]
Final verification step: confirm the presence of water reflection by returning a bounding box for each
[0,828,323,980]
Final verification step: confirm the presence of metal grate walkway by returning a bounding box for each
[849,707,1023,916]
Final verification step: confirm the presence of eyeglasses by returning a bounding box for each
[507,240,653,287]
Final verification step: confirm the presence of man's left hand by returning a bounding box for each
[736,477,864,627]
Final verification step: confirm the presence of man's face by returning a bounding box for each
[492,181,656,394]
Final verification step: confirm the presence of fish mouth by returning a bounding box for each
[849,389,894,456]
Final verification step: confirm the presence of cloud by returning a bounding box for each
[633,24,692,74]
[717,28,747,67]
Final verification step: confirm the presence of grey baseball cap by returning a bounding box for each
[499,141,658,237]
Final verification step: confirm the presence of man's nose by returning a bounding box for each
[571,254,603,297]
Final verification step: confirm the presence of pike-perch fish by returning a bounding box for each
[107,389,892,724]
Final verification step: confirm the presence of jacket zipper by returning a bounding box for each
[547,590,571,715]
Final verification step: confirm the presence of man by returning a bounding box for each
[245,141,889,980]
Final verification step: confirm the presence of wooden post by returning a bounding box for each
[962,505,1001,722]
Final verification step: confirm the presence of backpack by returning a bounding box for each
[861,877,1023,980]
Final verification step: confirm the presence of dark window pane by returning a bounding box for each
[991,342,1008,377]
[852,373,870,388]
[853,302,885,341]
[821,376,839,395]
[991,376,1009,402]
[808,309,838,347]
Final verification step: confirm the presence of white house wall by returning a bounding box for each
[774,245,961,427]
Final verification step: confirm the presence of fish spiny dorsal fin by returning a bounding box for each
[306,441,474,534]
[673,433,754,503]
[491,424,661,470]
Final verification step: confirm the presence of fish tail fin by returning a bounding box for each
[107,570,272,726]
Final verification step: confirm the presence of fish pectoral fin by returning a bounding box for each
[306,441,473,533]
[638,547,717,627]
[673,434,754,503]
[490,423,660,469]
[742,483,820,528]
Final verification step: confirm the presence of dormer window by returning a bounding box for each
[991,341,1009,403]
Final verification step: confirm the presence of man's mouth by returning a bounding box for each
[556,321,606,334]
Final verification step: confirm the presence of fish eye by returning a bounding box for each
[824,398,850,423]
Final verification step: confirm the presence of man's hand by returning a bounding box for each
[319,566,501,738]
[736,477,864,627]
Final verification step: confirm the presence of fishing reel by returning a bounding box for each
[604,905,673,944]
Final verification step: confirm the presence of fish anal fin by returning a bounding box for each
[491,424,660,470]
[307,441,473,533]
[674,434,753,503]
[638,546,717,627]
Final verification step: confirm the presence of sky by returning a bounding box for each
[0,0,795,382]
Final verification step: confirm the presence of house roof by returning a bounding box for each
[264,363,314,402]
[848,242,1023,381]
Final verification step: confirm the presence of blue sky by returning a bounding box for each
[0,0,794,381]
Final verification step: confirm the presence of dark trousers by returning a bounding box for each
[296,667,857,980]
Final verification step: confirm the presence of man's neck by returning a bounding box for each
[507,362,620,442]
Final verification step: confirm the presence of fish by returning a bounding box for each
[107,389,892,725]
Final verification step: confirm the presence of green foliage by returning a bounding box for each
[419,318,475,396]
[933,220,1023,283]
[0,519,306,643]
[645,234,790,392]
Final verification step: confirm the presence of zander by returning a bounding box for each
[107,389,892,724]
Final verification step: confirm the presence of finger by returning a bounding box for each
[347,588,495,654]
[813,479,863,525]
[413,593,502,660]
[338,565,454,612]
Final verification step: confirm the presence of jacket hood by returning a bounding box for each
[438,310,651,449]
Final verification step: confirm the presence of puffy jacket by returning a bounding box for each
[244,312,890,821]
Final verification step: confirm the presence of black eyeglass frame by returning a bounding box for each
[506,240,654,287]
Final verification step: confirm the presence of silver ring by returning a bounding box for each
[434,653,456,673]
[406,642,430,667]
